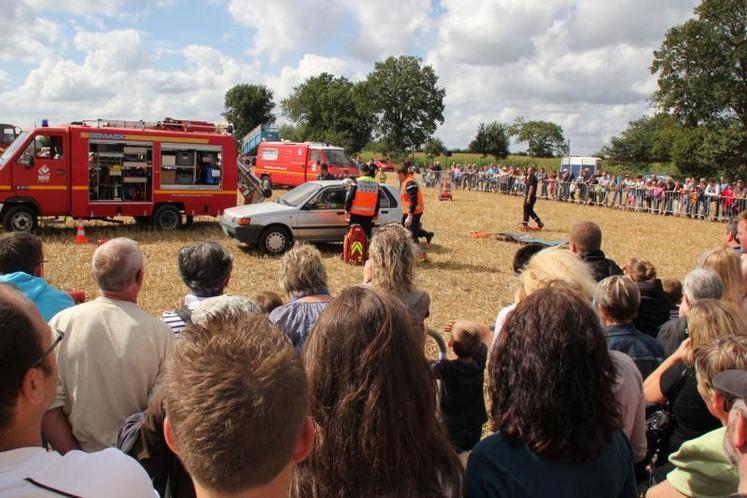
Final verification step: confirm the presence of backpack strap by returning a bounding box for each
[174,307,192,324]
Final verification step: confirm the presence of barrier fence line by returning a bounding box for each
[421,172,744,223]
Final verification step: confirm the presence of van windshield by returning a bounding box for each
[0,132,28,165]
[324,149,352,167]
[278,182,319,207]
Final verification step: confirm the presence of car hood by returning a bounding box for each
[223,201,296,219]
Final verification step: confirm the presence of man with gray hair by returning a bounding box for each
[42,238,174,453]
[657,268,724,356]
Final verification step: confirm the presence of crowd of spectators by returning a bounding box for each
[422,163,747,221]
[3,211,747,497]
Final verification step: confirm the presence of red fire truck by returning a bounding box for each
[0,124,19,155]
[254,141,359,190]
[0,118,243,232]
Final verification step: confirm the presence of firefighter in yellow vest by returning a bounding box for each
[397,163,434,244]
[344,163,380,238]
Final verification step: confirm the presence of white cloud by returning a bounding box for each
[0,32,262,127]
[0,1,61,63]
[345,0,433,61]
[228,0,342,61]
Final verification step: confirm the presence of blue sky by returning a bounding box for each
[0,0,699,153]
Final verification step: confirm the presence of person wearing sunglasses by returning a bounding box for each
[0,284,156,497]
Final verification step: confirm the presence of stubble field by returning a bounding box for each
[39,180,723,337]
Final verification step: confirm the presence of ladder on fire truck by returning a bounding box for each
[77,117,230,134]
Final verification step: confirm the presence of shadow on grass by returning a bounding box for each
[422,260,501,274]
[37,219,226,243]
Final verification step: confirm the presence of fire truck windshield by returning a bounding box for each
[0,125,15,145]
[0,132,28,165]
[324,149,352,167]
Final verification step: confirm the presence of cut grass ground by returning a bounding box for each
[39,178,723,338]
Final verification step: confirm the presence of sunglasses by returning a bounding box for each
[31,328,64,368]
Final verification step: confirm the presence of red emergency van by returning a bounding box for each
[0,118,239,232]
[254,141,359,190]
[0,124,19,155]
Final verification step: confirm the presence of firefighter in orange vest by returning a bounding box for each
[344,163,380,238]
[397,163,434,244]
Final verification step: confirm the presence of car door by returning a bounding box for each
[376,187,402,227]
[295,186,347,241]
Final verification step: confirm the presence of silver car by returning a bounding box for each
[220,180,404,254]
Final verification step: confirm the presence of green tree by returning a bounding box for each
[509,117,567,157]
[223,84,276,142]
[281,73,374,154]
[469,122,510,161]
[362,56,446,159]
[422,136,446,158]
[651,0,747,165]
[602,114,679,166]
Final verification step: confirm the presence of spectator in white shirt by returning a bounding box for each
[0,284,155,497]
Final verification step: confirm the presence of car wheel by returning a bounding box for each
[261,176,272,192]
[259,226,291,255]
[152,205,182,230]
[3,206,38,233]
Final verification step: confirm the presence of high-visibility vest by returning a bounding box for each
[400,176,424,214]
[350,176,379,217]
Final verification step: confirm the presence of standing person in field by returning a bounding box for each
[397,163,434,244]
[344,162,380,239]
[519,166,544,231]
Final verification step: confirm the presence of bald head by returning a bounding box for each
[570,221,603,254]
[92,238,143,292]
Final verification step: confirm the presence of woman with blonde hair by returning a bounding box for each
[699,246,747,312]
[644,299,747,482]
[364,223,430,333]
[268,243,332,351]
[623,258,670,337]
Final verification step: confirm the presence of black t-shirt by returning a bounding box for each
[525,174,538,201]
[659,364,720,459]
[433,344,488,440]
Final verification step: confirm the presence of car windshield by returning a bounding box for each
[0,132,28,165]
[278,182,320,207]
[324,149,353,167]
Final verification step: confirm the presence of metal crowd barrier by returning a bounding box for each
[421,172,743,222]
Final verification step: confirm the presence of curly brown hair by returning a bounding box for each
[489,283,621,461]
[291,285,462,498]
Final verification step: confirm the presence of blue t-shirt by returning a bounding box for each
[463,430,636,498]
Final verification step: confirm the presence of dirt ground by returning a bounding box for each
[39,181,724,336]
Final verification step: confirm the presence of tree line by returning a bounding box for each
[604,0,746,178]
[224,0,744,177]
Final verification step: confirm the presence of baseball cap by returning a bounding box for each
[712,370,747,399]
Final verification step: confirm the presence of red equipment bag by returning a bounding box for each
[343,224,368,265]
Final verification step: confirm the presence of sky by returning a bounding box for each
[0,0,699,154]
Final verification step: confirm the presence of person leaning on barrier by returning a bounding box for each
[344,162,380,239]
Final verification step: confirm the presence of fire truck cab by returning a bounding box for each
[254,141,359,190]
[0,118,240,232]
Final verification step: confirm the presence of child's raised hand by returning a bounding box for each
[442,319,456,334]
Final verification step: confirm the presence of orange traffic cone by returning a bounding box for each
[73,221,89,244]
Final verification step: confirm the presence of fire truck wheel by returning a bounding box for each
[259,226,291,255]
[152,206,182,230]
[3,206,38,233]
[260,176,272,192]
